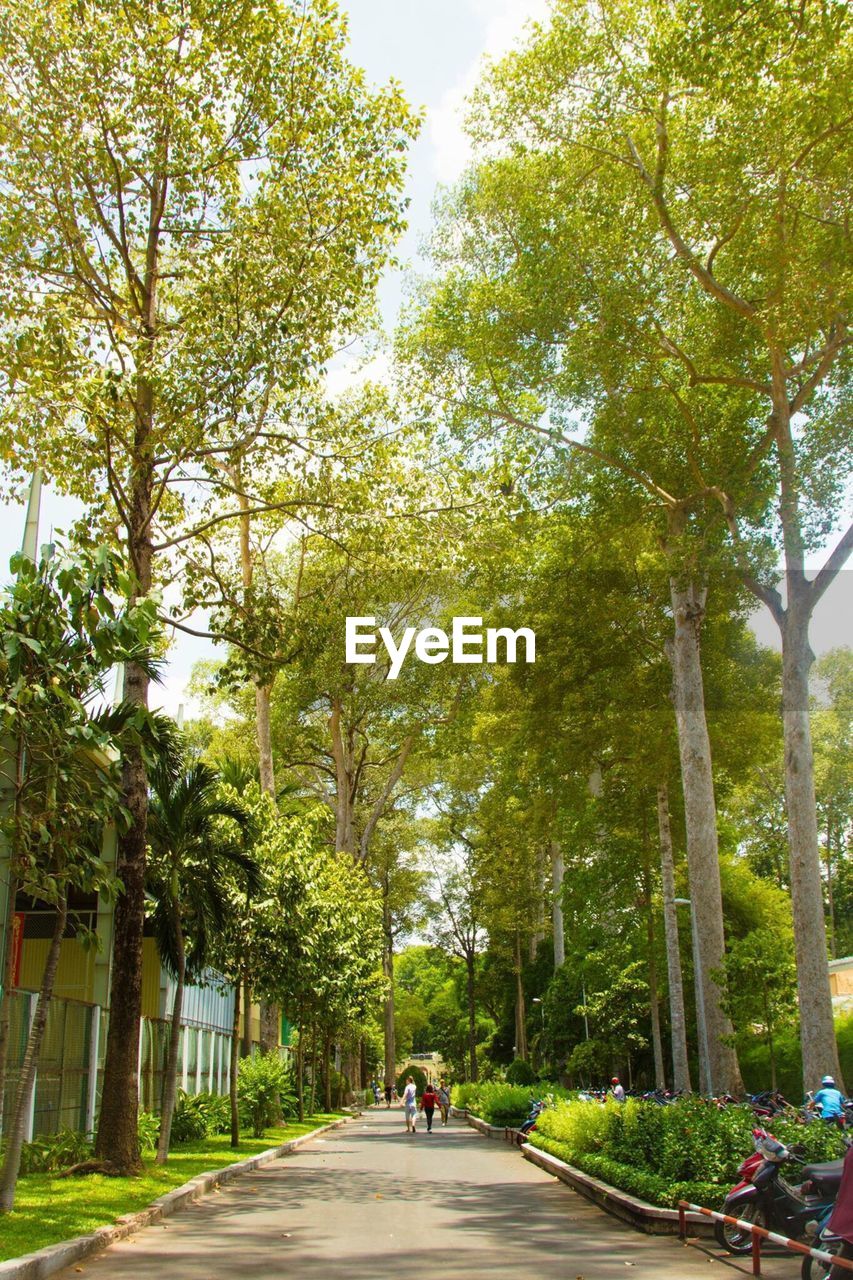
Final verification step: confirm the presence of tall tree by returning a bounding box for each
[0,0,417,1169]
[146,758,256,1162]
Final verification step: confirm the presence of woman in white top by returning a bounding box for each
[402,1076,418,1133]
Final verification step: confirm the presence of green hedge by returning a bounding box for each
[529,1097,846,1208]
[451,1081,569,1126]
[529,1133,725,1210]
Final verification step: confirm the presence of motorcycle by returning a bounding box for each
[751,1090,793,1119]
[715,1127,844,1254]
[800,1205,840,1280]
[518,1100,544,1136]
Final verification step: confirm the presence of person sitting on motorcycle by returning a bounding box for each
[610,1076,626,1102]
[812,1075,846,1128]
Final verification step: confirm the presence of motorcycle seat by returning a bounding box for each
[801,1158,846,1192]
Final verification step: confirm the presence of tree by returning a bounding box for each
[427,841,487,1082]
[404,0,850,1089]
[465,0,851,1087]
[146,757,257,1162]
[0,0,418,1171]
[0,544,157,1210]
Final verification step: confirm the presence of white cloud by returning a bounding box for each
[428,0,551,184]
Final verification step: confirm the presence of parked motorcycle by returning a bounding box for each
[800,1206,840,1280]
[715,1128,844,1254]
[518,1100,544,1136]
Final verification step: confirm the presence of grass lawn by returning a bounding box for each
[0,1113,344,1263]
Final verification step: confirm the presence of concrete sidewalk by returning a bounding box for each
[51,1108,802,1279]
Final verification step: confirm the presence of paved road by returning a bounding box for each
[57,1108,799,1280]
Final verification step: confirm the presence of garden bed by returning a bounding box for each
[521,1141,714,1237]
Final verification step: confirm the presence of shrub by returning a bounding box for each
[506,1058,537,1086]
[137,1110,160,1154]
[170,1090,213,1143]
[238,1053,297,1138]
[15,1128,92,1174]
[529,1134,726,1210]
[396,1064,428,1096]
[471,1082,538,1126]
[450,1081,479,1111]
[531,1095,847,1204]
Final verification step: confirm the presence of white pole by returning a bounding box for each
[85,1004,101,1136]
[24,992,38,1141]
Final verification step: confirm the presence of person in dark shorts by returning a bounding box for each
[384,1081,392,1108]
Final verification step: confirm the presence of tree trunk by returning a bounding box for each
[0,894,67,1212]
[254,681,276,796]
[230,975,241,1148]
[781,598,842,1088]
[764,987,778,1092]
[465,951,478,1083]
[514,932,528,1061]
[826,817,836,960]
[668,576,742,1095]
[155,914,185,1164]
[296,1028,304,1123]
[0,871,19,1140]
[94,676,149,1172]
[382,903,396,1089]
[642,814,666,1090]
[308,1023,318,1116]
[95,185,161,1171]
[259,1002,279,1056]
[550,840,565,970]
[657,783,692,1093]
[324,1032,332,1113]
[242,979,252,1057]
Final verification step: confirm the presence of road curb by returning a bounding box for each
[0,1115,355,1280]
[520,1142,714,1237]
[464,1114,505,1139]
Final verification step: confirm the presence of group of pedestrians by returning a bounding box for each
[401,1076,450,1133]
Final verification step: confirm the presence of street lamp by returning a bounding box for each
[531,996,545,1032]
[674,897,712,1095]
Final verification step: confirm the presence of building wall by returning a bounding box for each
[829,957,853,997]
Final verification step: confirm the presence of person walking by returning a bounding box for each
[437,1080,450,1126]
[421,1082,439,1132]
[384,1081,392,1108]
[402,1075,418,1133]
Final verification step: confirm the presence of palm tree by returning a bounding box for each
[146,759,258,1163]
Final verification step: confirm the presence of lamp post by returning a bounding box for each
[531,996,545,1031]
[674,897,712,1095]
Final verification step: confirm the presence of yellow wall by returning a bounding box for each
[19,939,93,1001]
[830,963,853,996]
[142,938,162,1019]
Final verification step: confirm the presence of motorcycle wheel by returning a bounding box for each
[801,1251,835,1280]
[714,1201,766,1254]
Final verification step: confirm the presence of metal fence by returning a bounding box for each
[2,990,238,1140]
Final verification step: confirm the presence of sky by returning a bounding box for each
[0,0,849,714]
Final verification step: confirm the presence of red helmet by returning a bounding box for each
[611,1077,620,1084]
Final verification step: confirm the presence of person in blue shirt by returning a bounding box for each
[812,1075,846,1128]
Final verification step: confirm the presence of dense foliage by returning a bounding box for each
[530,1099,847,1208]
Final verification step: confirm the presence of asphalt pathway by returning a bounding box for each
[56,1107,800,1280]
